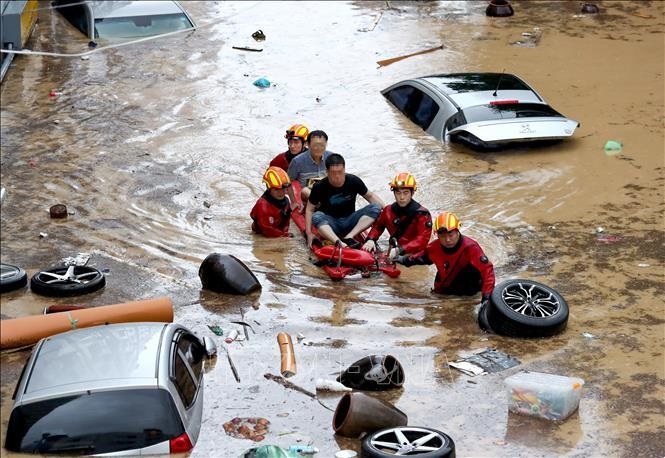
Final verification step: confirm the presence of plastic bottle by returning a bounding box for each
[289,445,319,455]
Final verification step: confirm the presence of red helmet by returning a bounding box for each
[262,166,291,190]
[390,172,417,191]
[433,212,461,234]
[285,124,309,142]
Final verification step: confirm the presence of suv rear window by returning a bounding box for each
[5,389,184,454]
[460,103,563,124]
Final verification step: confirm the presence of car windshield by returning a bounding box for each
[95,13,193,38]
[5,389,184,454]
[460,103,564,124]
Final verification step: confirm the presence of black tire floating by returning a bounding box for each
[361,426,456,457]
[0,263,28,293]
[30,265,106,297]
[487,279,568,338]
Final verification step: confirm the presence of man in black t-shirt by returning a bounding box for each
[305,153,384,248]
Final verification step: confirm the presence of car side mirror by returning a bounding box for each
[202,336,217,358]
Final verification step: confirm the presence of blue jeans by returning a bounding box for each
[312,204,381,237]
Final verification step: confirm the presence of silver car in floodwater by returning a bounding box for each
[54,0,195,40]
[5,322,216,455]
[382,73,580,150]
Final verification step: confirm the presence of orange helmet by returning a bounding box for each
[285,124,310,142]
[390,172,417,191]
[433,212,461,234]
[262,166,291,190]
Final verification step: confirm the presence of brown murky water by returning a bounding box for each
[1,1,663,457]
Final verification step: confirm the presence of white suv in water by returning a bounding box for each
[382,73,580,151]
[5,322,216,455]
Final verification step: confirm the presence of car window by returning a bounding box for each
[460,103,564,124]
[5,389,184,454]
[95,13,194,39]
[445,111,467,132]
[172,333,204,408]
[384,85,440,130]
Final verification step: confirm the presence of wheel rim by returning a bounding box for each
[1,264,19,280]
[501,281,561,318]
[36,266,101,285]
[369,427,446,455]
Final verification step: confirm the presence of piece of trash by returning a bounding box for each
[505,371,585,421]
[604,140,622,155]
[88,41,97,48]
[597,234,621,243]
[277,332,296,377]
[1,187,6,204]
[315,97,321,103]
[335,451,358,458]
[39,232,48,238]
[252,29,266,41]
[581,3,599,14]
[316,378,352,392]
[288,445,319,455]
[49,204,68,219]
[49,90,62,97]
[637,263,650,268]
[232,46,263,52]
[494,439,508,446]
[208,325,224,336]
[296,332,305,342]
[486,0,514,17]
[203,200,212,208]
[581,332,596,339]
[223,417,270,442]
[596,227,604,233]
[337,355,404,390]
[61,253,90,267]
[276,412,289,417]
[241,445,300,458]
[225,329,239,343]
[376,44,444,68]
[81,55,90,61]
[253,78,271,88]
[449,348,520,376]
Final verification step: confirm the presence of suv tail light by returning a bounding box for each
[169,433,193,453]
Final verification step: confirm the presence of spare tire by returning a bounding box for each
[30,265,105,297]
[487,279,568,338]
[361,426,455,457]
[0,263,28,293]
[199,253,261,295]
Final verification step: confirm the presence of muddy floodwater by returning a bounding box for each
[1,1,663,457]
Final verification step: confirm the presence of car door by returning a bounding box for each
[170,331,206,444]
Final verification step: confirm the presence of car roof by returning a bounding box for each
[87,0,187,19]
[416,73,545,107]
[22,323,170,401]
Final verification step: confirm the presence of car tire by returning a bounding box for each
[477,302,493,332]
[487,279,568,338]
[30,265,106,297]
[361,426,455,458]
[0,263,28,293]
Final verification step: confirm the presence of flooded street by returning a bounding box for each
[1,1,663,456]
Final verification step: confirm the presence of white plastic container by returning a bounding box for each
[504,371,584,421]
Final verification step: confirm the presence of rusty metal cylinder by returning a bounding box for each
[277,332,296,377]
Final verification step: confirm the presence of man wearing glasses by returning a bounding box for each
[393,212,495,304]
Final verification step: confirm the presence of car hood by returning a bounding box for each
[448,117,579,142]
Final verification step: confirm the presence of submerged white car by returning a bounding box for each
[382,73,580,150]
[5,323,216,455]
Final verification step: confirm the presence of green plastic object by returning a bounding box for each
[604,140,622,155]
[240,445,300,458]
[207,325,224,336]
